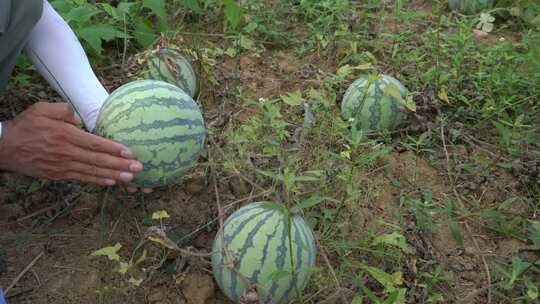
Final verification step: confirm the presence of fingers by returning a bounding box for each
[127,187,153,194]
[66,143,142,173]
[65,161,135,183]
[65,171,116,186]
[66,126,134,159]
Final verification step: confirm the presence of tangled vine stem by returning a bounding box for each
[207,137,255,295]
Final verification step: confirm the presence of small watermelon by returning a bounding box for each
[146,48,198,98]
[448,0,494,14]
[212,202,316,304]
[341,73,409,132]
[95,80,205,188]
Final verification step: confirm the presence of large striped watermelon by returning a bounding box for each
[341,73,409,132]
[95,80,205,188]
[448,0,494,14]
[212,202,316,304]
[146,48,198,98]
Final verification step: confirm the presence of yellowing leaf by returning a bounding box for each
[336,64,373,78]
[308,88,333,107]
[438,87,450,104]
[134,249,147,266]
[281,90,304,106]
[115,261,130,275]
[90,243,122,261]
[151,210,170,220]
[404,94,416,112]
[225,47,237,58]
[129,277,143,286]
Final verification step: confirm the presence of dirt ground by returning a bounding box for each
[0,10,539,303]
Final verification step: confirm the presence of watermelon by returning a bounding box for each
[146,48,198,98]
[341,73,409,132]
[212,202,317,304]
[95,80,206,188]
[448,0,494,14]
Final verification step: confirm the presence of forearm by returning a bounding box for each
[23,0,108,132]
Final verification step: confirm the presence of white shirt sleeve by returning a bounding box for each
[23,0,109,132]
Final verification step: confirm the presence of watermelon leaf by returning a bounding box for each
[133,17,157,49]
[525,276,539,300]
[142,0,170,31]
[223,0,243,31]
[529,221,540,249]
[281,90,304,106]
[361,264,403,292]
[371,232,413,254]
[78,23,125,55]
[296,195,326,210]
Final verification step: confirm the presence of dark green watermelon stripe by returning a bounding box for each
[223,210,273,244]
[101,82,174,114]
[139,146,203,171]
[214,205,266,290]
[118,133,204,147]
[114,126,205,143]
[351,79,373,122]
[222,204,266,228]
[100,87,188,121]
[112,117,204,135]
[101,96,200,124]
[249,216,283,284]
[267,216,291,299]
[275,219,306,304]
[108,82,181,104]
[368,84,384,130]
[229,211,276,300]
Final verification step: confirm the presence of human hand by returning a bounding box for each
[0,102,151,190]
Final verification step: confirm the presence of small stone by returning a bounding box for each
[0,204,24,221]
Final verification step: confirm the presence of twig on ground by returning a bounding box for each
[208,137,255,292]
[5,251,45,295]
[440,123,492,304]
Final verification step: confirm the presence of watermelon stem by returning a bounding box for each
[286,209,304,303]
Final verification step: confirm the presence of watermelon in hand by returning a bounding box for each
[341,73,410,133]
[146,48,198,98]
[212,202,317,304]
[448,0,494,14]
[95,80,206,188]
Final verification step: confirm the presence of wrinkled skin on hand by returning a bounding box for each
[0,102,152,193]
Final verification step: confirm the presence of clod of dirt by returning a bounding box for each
[183,175,207,195]
[148,290,168,303]
[0,203,25,221]
[228,176,251,198]
[277,59,298,74]
[181,272,215,304]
